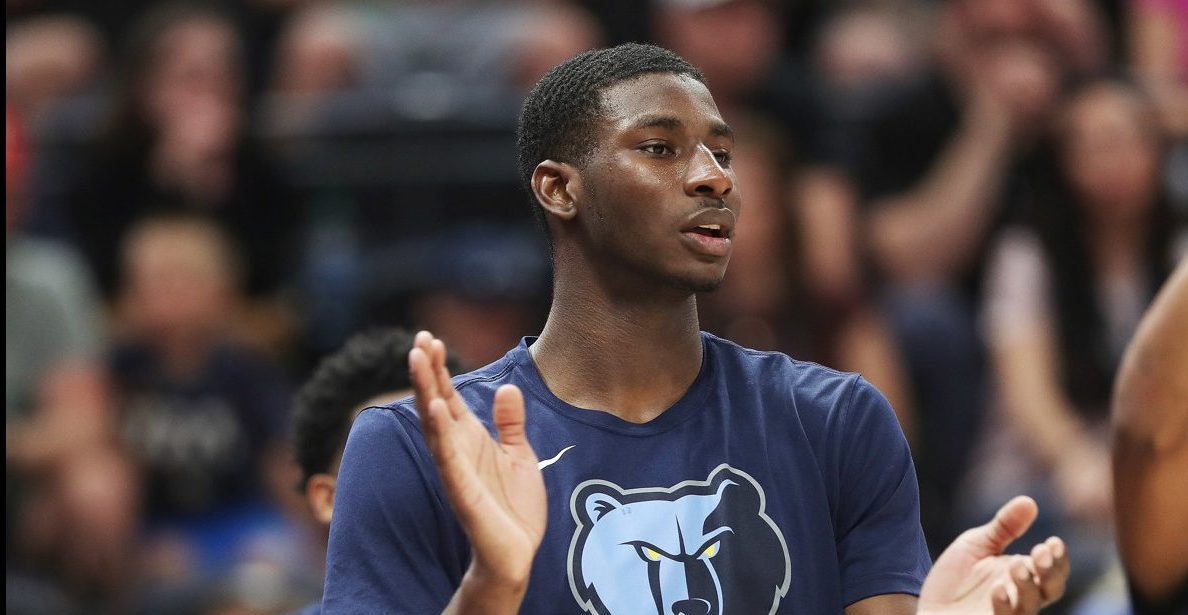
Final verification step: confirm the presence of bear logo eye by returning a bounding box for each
[698,540,721,560]
[634,544,664,562]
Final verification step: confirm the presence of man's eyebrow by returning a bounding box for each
[630,115,735,141]
[710,121,735,141]
[631,115,683,131]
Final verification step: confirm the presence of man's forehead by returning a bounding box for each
[597,72,724,128]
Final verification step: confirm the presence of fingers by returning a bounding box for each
[990,557,1044,615]
[429,338,455,401]
[992,581,1015,615]
[978,496,1040,555]
[410,331,467,420]
[409,345,439,416]
[1012,556,1042,614]
[421,397,456,466]
[1032,537,1069,605]
[420,396,488,532]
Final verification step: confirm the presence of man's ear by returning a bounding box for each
[306,473,337,527]
[531,160,580,222]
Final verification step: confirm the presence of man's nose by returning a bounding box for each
[684,146,733,199]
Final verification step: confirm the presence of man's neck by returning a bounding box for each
[530,270,705,424]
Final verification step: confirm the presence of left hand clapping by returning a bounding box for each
[919,496,1069,614]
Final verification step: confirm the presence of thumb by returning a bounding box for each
[971,495,1039,556]
[493,385,531,450]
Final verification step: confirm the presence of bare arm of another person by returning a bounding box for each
[1112,261,1188,602]
[408,331,547,615]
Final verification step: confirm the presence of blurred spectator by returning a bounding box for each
[5,14,104,126]
[7,0,155,55]
[1128,0,1188,136]
[287,327,462,615]
[265,0,601,135]
[264,2,598,360]
[653,0,783,116]
[976,78,1186,602]
[271,3,360,95]
[7,105,137,614]
[262,2,364,134]
[509,1,604,91]
[858,3,1073,287]
[849,0,1109,551]
[65,3,298,305]
[108,214,302,614]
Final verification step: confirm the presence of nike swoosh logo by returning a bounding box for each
[537,445,576,470]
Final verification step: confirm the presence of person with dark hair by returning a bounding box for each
[322,43,1069,614]
[288,327,460,615]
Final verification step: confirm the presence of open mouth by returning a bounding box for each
[687,224,725,239]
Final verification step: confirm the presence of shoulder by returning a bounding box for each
[705,332,897,438]
[704,331,863,403]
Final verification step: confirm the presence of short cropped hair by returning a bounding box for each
[515,43,705,227]
[290,328,460,487]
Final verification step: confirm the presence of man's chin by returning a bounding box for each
[678,275,725,294]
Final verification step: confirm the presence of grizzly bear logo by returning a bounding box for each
[567,464,791,615]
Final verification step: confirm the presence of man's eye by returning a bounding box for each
[713,150,733,166]
[641,143,673,156]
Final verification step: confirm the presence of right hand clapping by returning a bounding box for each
[409,331,547,594]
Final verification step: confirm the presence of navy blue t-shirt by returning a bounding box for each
[323,333,930,613]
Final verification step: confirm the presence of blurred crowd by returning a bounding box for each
[5,0,1186,613]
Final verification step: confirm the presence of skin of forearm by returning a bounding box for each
[996,337,1092,468]
[869,114,1012,284]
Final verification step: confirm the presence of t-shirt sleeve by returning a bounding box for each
[832,376,932,606]
[321,406,470,614]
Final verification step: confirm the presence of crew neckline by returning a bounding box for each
[505,333,716,437]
